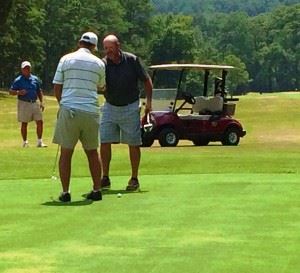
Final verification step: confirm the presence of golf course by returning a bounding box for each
[0,90,299,273]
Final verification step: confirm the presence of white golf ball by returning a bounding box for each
[117,193,122,198]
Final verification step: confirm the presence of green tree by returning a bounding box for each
[0,0,46,88]
[150,14,196,64]
[42,0,127,90]
[117,0,153,59]
[250,4,300,91]
[224,54,249,93]
[0,0,13,26]
[151,0,299,16]
[267,4,300,90]
[213,12,254,65]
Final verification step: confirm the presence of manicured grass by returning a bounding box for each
[0,91,299,273]
[0,174,299,273]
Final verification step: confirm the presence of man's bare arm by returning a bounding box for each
[54,84,63,103]
[144,77,153,115]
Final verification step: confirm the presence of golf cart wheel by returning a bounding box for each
[193,138,209,146]
[158,128,179,147]
[221,127,240,146]
[141,136,154,147]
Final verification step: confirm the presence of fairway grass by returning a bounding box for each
[0,91,300,272]
[0,174,299,273]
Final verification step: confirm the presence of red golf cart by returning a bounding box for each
[141,64,246,147]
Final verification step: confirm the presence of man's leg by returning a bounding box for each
[129,145,140,179]
[36,120,47,147]
[21,122,28,141]
[85,149,101,191]
[100,143,112,177]
[59,147,74,192]
[125,145,141,191]
[36,120,43,139]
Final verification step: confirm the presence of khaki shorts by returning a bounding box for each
[17,100,43,122]
[53,107,100,150]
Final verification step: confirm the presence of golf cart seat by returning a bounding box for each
[192,96,223,114]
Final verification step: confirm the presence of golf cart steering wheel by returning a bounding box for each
[182,92,196,105]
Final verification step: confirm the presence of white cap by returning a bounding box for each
[21,61,31,69]
[79,32,98,50]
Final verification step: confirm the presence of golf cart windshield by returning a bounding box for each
[140,64,235,112]
[150,88,177,111]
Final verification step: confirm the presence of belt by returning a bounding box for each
[108,100,138,107]
[111,103,129,106]
[19,99,36,103]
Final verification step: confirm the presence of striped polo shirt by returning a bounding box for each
[53,48,105,113]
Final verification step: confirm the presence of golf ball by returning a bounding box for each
[117,193,122,198]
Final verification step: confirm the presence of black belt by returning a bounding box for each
[111,103,129,106]
[108,100,137,107]
[19,99,36,103]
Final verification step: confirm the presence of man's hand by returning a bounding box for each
[97,85,106,94]
[40,103,45,112]
[18,89,27,96]
[144,102,152,115]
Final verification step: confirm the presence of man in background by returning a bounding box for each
[53,32,105,202]
[10,61,47,148]
[100,34,152,191]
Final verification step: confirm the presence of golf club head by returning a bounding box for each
[143,123,153,133]
[143,113,153,133]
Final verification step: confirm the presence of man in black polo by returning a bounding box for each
[100,34,152,191]
[9,61,47,148]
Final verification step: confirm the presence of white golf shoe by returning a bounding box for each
[37,142,48,148]
[22,141,29,148]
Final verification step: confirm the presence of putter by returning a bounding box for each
[143,113,153,133]
[51,145,59,181]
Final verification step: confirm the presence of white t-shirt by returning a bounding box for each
[53,48,105,113]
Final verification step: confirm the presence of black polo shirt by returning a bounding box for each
[103,51,149,106]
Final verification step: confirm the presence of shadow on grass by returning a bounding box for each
[142,143,222,148]
[41,198,93,207]
[41,189,148,206]
[0,91,9,100]
[100,189,149,196]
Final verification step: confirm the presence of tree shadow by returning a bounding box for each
[0,91,9,100]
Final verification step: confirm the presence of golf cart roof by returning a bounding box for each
[149,64,234,71]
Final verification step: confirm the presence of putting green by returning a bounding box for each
[0,174,299,273]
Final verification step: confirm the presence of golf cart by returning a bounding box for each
[140,64,246,147]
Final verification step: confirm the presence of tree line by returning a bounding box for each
[151,0,299,16]
[0,0,299,93]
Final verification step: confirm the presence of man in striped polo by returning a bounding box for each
[52,32,105,202]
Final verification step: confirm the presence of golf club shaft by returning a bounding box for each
[51,144,60,178]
